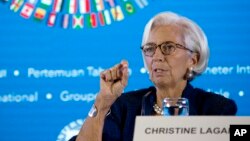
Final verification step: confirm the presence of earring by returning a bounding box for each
[187,67,194,80]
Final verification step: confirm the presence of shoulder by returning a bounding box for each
[193,87,237,115]
[193,87,232,103]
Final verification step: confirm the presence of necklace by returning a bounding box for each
[153,103,163,115]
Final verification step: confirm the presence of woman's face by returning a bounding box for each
[144,25,197,88]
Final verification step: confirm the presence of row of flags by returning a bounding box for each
[5,0,151,29]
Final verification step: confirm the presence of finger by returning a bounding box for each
[100,71,106,80]
[116,63,123,78]
[110,62,124,81]
[121,68,128,87]
[106,69,112,81]
[101,60,128,82]
[120,60,128,69]
[120,61,129,87]
[101,70,112,82]
[116,60,128,77]
[110,67,119,81]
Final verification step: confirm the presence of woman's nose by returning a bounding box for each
[152,47,165,61]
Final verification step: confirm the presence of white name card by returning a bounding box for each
[133,116,250,141]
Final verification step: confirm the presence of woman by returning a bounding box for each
[70,11,237,141]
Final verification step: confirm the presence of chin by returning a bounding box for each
[153,79,170,88]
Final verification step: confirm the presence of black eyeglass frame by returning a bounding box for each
[140,41,195,57]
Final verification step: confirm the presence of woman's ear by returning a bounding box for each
[185,53,199,81]
[189,52,199,67]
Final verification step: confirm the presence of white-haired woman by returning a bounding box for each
[70,11,237,141]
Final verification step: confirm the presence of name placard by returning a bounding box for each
[133,116,250,141]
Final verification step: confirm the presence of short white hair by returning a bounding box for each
[141,11,209,78]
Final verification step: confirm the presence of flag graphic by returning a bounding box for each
[47,12,57,26]
[99,10,111,25]
[68,0,77,14]
[20,0,37,18]
[52,0,63,12]
[10,0,24,12]
[98,12,105,26]
[111,6,124,21]
[124,1,136,15]
[105,0,116,8]
[86,13,97,28]
[73,15,84,29]
[20,3,35,18]
[28,0,38,4]
[103,10,111,25]
[135,0,148,9]
[8,0,150,29]
[34,0,52,21]
[79,0,90,14]
[40,0,52,6]
[27,0,38,5]
[93,0,104,12]
[34,7,46,20]
[62,14,69,29]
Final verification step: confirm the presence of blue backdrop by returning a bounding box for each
[1,0,250,141]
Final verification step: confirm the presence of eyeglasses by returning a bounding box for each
[141,41,195,57]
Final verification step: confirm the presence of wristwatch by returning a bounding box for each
[88,104,98,117]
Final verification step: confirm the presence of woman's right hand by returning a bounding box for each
[95,60,129,112]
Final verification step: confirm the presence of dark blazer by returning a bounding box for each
[69,83,237,141]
